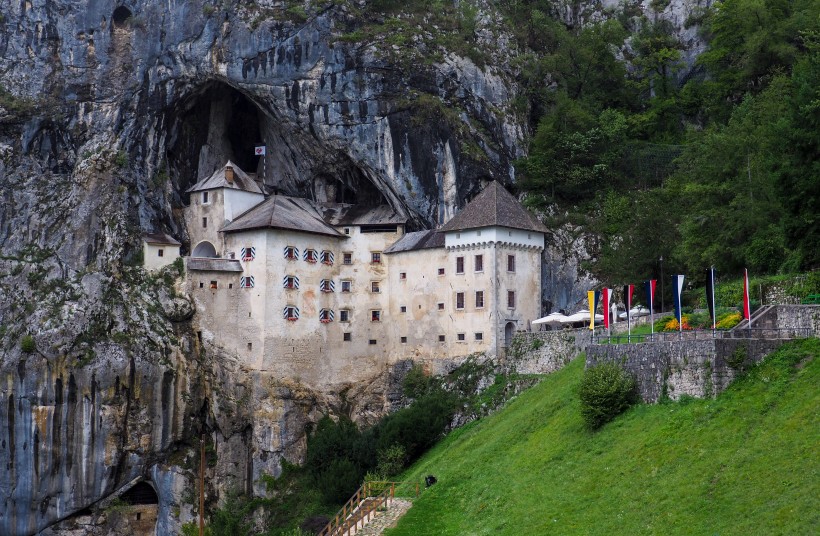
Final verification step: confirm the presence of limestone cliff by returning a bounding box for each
[0,1,706,534]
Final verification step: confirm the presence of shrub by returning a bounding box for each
[376,444,408,477]
[402,364,433,398]
[375,389,456,461]
[20,335,35,354]
[579,361,637,429]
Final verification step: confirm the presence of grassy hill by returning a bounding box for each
[386,339,820,535]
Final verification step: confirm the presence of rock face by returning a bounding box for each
[0,1,706,534]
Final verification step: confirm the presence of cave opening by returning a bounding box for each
[313,165,387,207]
[112,6,132,28]
[167,83,263,192]
[120,482,159,505]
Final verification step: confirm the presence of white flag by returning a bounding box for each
[254,145,266,156]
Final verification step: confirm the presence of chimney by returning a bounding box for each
[225,164,234,184]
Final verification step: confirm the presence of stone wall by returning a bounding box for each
[504,330,592,375]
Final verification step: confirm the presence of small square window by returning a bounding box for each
[344,228,350,235]
[457,333,465,341]
[474,254,483,272]
[456,292,465,310]
[343,252,352,265]
[456,256,464,274]
[341,280,352,293]
[340,310,350,322]
[438,335,445,342]
[371,310,381,322]
[371,281,380,293]
[158,249,164,257]
[343,333,352,342]
[285,246,298,260]
[475,332,483,341]
[437,268,445,276]
[209,280,217,289]
[507,290,516,309]
[305,249,318,263]
[202,217,208,229]
[228,283,233,289]
[507,254,516,273]
[199,282,204,289]
[371,252,382,264]
[400,336,407,343]
[400,272,407,280]
[400,305,407,313]
[437,302,444,311]
[369,339,377,345]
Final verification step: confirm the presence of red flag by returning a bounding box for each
[602,288,610,329]
[743,269,751,320]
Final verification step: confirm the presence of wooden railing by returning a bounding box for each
[318,481,409,536]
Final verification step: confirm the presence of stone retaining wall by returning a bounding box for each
[505,330,592,375]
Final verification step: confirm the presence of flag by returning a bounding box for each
[672,275,685,330]
[602,288,612,329]
[623,284,634,323]
[644,280,656,312]
[743,268,751,321]
[706,267,717,329]
[254,145,266,156]
[588,291,595,330]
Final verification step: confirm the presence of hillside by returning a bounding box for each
[386,339,820,535]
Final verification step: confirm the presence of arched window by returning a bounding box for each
[192,241,218,258]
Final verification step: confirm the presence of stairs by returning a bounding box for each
[731,305,775,332]
[319,482,406,536]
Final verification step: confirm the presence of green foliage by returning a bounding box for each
[114,150,129,168]
[20,334,35,354]
[402,364,434,398]
[375,389,457,461]
[578,361,637,429]
[376,444,408,478]
[387,341,820,534]
[305,416,374,504]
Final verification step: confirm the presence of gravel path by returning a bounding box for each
[353,498,413,536]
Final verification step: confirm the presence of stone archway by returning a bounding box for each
[192,241,217,258]
[504,322,516,347]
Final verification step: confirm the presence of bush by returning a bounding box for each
[20,335,35,354]
[305,416,374,504]
[402,364,434,398]
[579,361,637,429]
[376,444,408,477]
[375,389,456,461]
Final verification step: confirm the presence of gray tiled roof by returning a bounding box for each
[384,230,445,254]
[439,182,548,234]
[320,203,408,226]
[222,195,345,238]
[186,161,264,195]
[187,258,243,272]
[142,232,181,246]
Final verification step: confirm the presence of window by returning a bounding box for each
[507,290,516,308]
[283,305,300,321]
[371,310,381,322]
[304,249,318,263]
[202,191,209,204]
[320,279,335,293]
[158,249,164,257]
[241,246,256,261]
[339,310,350,322]
[437,302,444,311]
[477,230,482,236]
[247,343,252,351]
[284,246,299,260]
[456,292,465,310]
[474,254,483,272]
[344,228,350,235]
[507,254,515,272]
[438,267,445,276]
[319,309,334,323]
[320,250,334,265]
[399,272,407,280]
[371,252,382,264]
[240,276,255,288]
[228,283,233,289]
[209,280,217,289]
[341,280,352,293]
[475,291,485,308]
[369,339,377,345]
[456,256,464,274]
[475,332,483,341]
[202,217,208,228]
[457,333,466,341]
[199,282,204,289]
[400,305,407,313]
[371,281,380,293]
[438,335,445,342]
[283,275,300,289]
[401,336,407,343]
[343,252,352,265]
[343,332,352,342]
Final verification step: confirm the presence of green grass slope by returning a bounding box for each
[387,339,820,535]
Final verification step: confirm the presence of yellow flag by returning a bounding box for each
[588,290,596,330]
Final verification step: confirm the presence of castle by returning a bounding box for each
[159,162,546,388]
